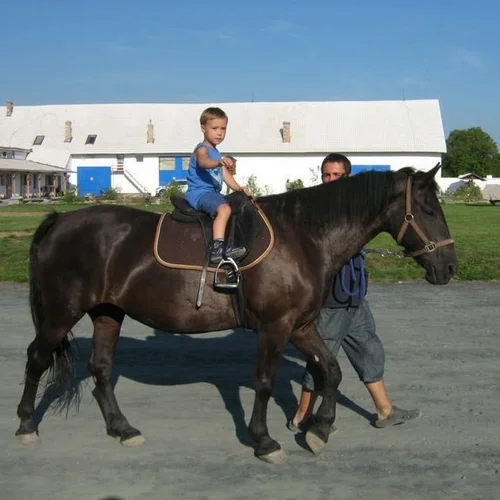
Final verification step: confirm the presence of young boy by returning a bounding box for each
[185,107,250,263]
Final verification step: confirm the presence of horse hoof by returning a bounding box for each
[121,434,145,447]
[305,431,326,455]
[18,432,40,445]
[257,449,288,464]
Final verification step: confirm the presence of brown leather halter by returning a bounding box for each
[396,176,455,258]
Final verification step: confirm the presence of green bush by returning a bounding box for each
[245,174,273,197]
[452,183,483,202]
[286,178,304,191]
[62,190,84,203]
[157,180,186,199]
[100,188,120,200]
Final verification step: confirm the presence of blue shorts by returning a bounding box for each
[303,300,385,390]
[196,192,228,217]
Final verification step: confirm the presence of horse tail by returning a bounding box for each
[29,211,80,413]
[29,211,58,336]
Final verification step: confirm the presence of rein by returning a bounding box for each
[396,176,455,258]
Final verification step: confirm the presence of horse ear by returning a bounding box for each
[423,163,441,184]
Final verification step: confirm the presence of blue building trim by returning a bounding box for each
[351,165,391,175]
[159,156,188,185]
[77,166,111,196]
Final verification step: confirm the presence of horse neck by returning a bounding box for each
[294,176,400,273]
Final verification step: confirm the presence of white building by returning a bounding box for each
[0,99,448,197]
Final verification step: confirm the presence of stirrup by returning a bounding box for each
[213,257,241,290]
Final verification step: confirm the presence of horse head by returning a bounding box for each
[387,164,458,285]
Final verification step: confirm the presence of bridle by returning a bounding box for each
[396,176,455,258]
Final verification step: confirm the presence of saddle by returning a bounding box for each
[153,192,274,325]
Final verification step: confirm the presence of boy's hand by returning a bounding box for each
[220,156,235,168]
[239,185,251,196]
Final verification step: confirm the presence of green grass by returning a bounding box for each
[366,204,500,281]
[0,216,47,233]
[0,236,31,282]
[0,200,173,213]
[0,203,498,282]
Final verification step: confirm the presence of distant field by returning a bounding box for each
[0,202,498,282]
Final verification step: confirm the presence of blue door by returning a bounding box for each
[351,165,391,175]
[77,167,111,196]
[159,156,188,185]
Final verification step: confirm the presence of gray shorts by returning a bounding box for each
[302,300,385,390]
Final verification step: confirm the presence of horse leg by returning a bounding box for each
[248,327,288,464]
[87,305,144,446]
[291,324,342,455]
[16,319,78,444]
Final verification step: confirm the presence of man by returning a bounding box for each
[289,153,421,432]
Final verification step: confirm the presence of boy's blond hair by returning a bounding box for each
[200,107,228,125]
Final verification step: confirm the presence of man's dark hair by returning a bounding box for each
[321,153,352,175]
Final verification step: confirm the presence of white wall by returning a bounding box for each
[68,155,160,195]
[232,152,443,194]
[438,175,500,195]
[114,156,159,195]
[68,152,500,198]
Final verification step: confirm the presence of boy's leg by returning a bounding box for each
[213,203,231,239]
[197,192,247,262]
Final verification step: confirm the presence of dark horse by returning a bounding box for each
[16,164,457,463]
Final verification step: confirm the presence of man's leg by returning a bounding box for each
[365,379,392,420]
[341,300,421,426]
[290,389,317,430]
[290,307,350,429]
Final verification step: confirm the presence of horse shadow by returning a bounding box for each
[33,328,374,446]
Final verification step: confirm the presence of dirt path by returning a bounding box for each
[0,281,498,500]
[0,231,33,237]
[0,212,47,217]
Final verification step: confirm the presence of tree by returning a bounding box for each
[442,127,500,177]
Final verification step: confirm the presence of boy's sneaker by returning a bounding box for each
[209,240,246,264]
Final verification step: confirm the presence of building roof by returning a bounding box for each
[0,146,32,153]
[0,158,69,173]
[0,99,447,167]
[459,172,487,181]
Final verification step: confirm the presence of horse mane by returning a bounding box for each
[261,168,416,232]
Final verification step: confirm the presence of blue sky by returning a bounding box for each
[2,0,499,143]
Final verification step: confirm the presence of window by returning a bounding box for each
[159,157,175,170]
[85,134,97,145]
[136,155,144,163]
[33,135,45,145]
[182,157,190,170]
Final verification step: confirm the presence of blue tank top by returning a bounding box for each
[185,143,223,209]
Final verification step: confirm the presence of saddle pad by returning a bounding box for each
[153,203,274,272]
